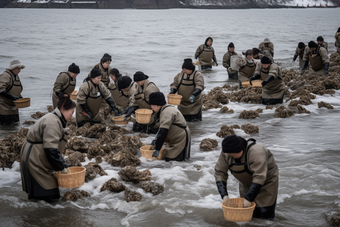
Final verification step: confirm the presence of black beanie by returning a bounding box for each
[149,92,166,106]
[101,53,112,63]
[133,71,149,82]
[228,42,235,48]
[118,76,132,90]
[222,135,247,153]
[308,41,318,48]
[298,42,305,49]
[316,36,324,42]
[68,63,80,74]
[261,56,271,64]
[110,68,121,78]
[182,58,195,71]
[90,68,102,78]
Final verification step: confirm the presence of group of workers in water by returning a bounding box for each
[1,27,339,220]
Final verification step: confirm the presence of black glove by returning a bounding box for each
[293,54,298,62]
[55,91,62,97]
[169,88,177,94]
[154,128,169,151]
[249,73,261,85]
[261,75,275,87]
[80,103,92,119]
[301,60,307,70]
[124,105,139,120]
[151,139,156,145]
[44,148,68,171]
[213,56,218,66]
[19,94,23,99]
[244,182,262,202]
[152,150,160,158]
[106,97,119,116]
[192,88,202,97]
[324,62,329,76]
[216,181,228,199]
[119,106,129,116]
[0,91,20,100]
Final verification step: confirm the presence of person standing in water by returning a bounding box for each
[108,68,128,113]
[258,38,274,57]
[20,93,75,203]
[52,63,80,109]
[214,135,279,219]
[237,50,257,88]
[222,42,239,80]
[195,37,218,70]
[293,42,306,68]
[0,60,25,124]
[335,27,340,54]
[149,92,191,162]
[170,59,204,122]
[317,36,328,52]
[85,53,112,88]
[301,41,329,76]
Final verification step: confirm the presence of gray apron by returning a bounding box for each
[52,73,76,108]
[260,66,285,100]
[309,48,324,71]
[0,71,22,115]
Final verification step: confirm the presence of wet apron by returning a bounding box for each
[0,71,22,116]
[86,81,103,120]
[52,73,76,108]
[133,82,155,109]
[177,71,202,116]
[309,47,324,72]
[260,66,284,100]
[109,82,128,112]
[198,46,214,66]
[239,61,256,83]
[95,64,110,87]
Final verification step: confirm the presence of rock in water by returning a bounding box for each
[118,166,152,183]
[216,125,235,138]
[238,110,260,119]
[241,124,259,134]
[84,162,107,182]
[199,138,218,151]
[124,189,142,202]
[139,181,164,195]
[62,190,91,202]
[100,178,126,193]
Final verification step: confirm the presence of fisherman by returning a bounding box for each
[293,42,306,68]
[258,38,274,57]
[149,92,191,162]
[317,36,328,52]
[52,63,79,109]
[76,68,119,127]
[214,135,279,219]
[170,59,205,122]
[120,71,160,133]
[108,68,127,113]
[20,93,75,203]
[0,60,25,124]
[116,75,137,111]
[194,37,218,70]
[237,50,257,88]
[301,41,329,76]
[222,42,239,80]
[252,48,274,63]
[250,56,285,105]
[335,27,340,54]
[85,53,112,87]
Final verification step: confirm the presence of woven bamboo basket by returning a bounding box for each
[167,94,183,105]
[222,198,256,222]
[241,81,252,88]
[110,115,130,125]
[251,80,262,88]
[70,91,77,100]
[135,109,153,124]
[55,166,86,188]
[140,145,165,160]
[13,98,30,108]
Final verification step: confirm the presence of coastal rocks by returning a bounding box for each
[228,87,262,104]
[139,181,164,195]
[273,106,294,118]
[31,111,47,119]
[64,151,85,167]
[318,101,334,109]
[86,124,107,139]
[199,138,218,151]
[118,166,152,183]
[47,105,54,112]
[241,124,259,134]
[100,178,126,193]
[297,105,310,114]
[85,162,107,182]
[216,125,236,138]
[61,190,91,202]
[106,149,141,167]
[329,212,340,226]
[238,110,260,119]
[87,144,105,160]
[220,106,234,113]
[288,96,313,107]
[23,120,35,125]
[67,136,93,153]
[124,189,142,202]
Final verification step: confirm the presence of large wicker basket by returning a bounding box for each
[135,109,153,124]
[110,115,130,125]
[140,145,165,160]
[70,91,77,100]
[241,81,252,88]
[242,80,262,88]
[222,198,256,222]
[13,98,30,108]
[167,94,182,105]
[55,166,86,188]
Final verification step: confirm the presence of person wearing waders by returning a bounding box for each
[76,68,119,127]
[52,63,80,109]
[149,92,191,162]
[222,42,239,80]
[250,56,285,105]
[237,49,257,88]
[258,38,274,57]
[301,41,329,76]
[252,48,274,63]
[293,42,306,68]
[194,37,218,70]
[169,59,205,122]
[317,36,328,52]
[0,60,25,124]
[335,27,340,54]
[20,93,75,203]
[120,71,160,133]
[116,75,137,114]
[107,68,128,113]
[214,135,279,219]
[84,53,112,87]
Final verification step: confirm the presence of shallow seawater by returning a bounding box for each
[1,8,340,227]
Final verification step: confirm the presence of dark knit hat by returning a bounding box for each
[228,42,235,48]
[298,42,305,49]
[308,41,318,48]
[182,58,195,71]
[101,53,112,63]
[110,68,121,78]
[133,71,149,82]
[68,63,80,74]
[252,48,260,55]
[117,76,132,90]
[149,92,166,106]
[90,68,102,78]
[261,56,272,64]
[316,36,324,42]
[245,49,253,56]
[205,37,213,46]
[222,135,247,153]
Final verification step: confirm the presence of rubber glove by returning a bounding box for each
[80,103,92,119]
[189,95,195,103]
[243,198,252,208]
[324,62,329,76]
[152,150,160,158]
[169,88,177,94]
[249,73,261,86]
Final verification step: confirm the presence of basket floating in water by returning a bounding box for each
[167,94,182,105]
[13,98,30,108]
[135,109,153,124]
[140,145,165,160]
[70,91,77,100]
[55,166,86,188]
[221,198,256,222]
